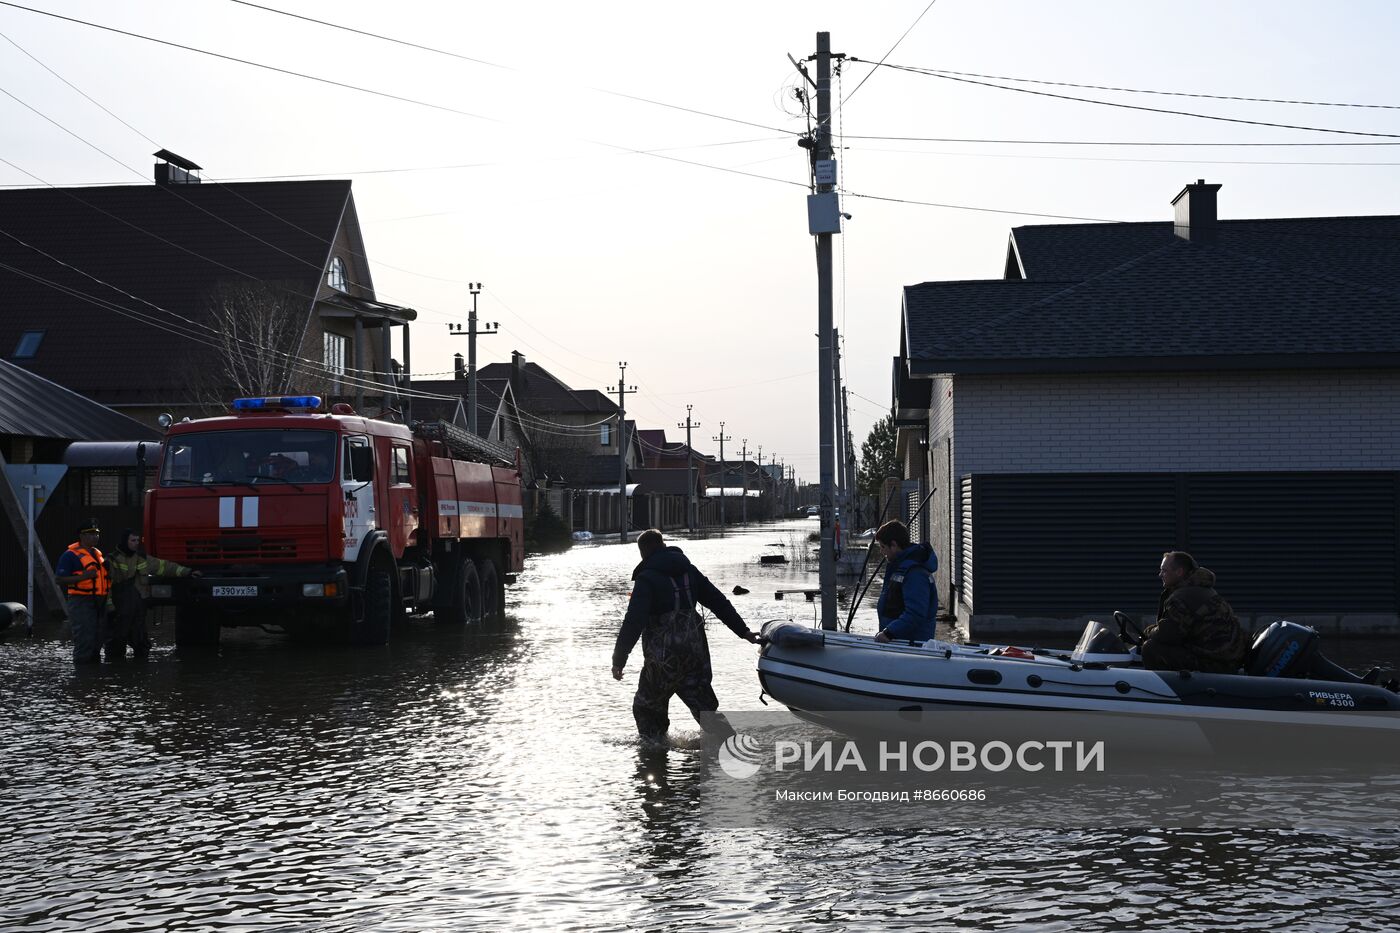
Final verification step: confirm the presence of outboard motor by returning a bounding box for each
[761,620,825,649]
[1246,621,1367,684]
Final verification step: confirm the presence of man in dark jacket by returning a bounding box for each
[1141,550,1248,673]
[872,520,939,643]
[105,528,199,660]
[612,529,759,743]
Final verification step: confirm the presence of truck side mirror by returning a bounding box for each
[349,446,374,483]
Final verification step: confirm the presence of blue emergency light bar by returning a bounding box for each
[231,396,323,412]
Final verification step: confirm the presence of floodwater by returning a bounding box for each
[1,520,1397,931]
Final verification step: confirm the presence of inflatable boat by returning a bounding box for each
[757,616,1400,743]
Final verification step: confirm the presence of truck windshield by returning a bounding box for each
[161,430,337,486]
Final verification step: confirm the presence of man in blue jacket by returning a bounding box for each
[612,529,760,744]
[872,520,939,643]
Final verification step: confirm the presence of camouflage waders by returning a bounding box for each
[632,577,734,742]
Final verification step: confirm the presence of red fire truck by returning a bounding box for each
[145,395,525,646]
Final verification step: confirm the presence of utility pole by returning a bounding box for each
[804,30,842,629]
[843,386,858,529]
[712,422,731,529]
[448,282,497,436]
[615,362,636,544]
[757,445,764,520]
[833,327,848,530]
[739,438,749,526]
[679,404,700,531]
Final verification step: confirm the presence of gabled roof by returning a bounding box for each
[903,280,1080,356]
[477,359,619,415]
[0,180,356,400]
[637,429,669,451]
[1009,215,1400,292]
[0,359,159,441]
[408,377,514,435]
[907,237,1400,374]
[911,204,1400,376]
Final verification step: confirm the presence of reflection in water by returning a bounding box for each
[1,520,1397,930]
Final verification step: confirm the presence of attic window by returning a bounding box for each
[327,257,348,293]
[600,422,611,446]
[12,330,43,359]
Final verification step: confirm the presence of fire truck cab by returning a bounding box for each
[145,396,525,646]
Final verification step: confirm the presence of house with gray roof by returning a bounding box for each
[0,154,415,426]
[896,180,1400,637]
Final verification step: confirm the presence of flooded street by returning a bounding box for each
[2,519,1398,931]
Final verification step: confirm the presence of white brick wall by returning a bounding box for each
[928,375,957,611]
[950,369,1400,475]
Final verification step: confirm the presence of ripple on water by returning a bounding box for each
[3,522,1399,930]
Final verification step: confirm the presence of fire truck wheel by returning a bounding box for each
[352,565,393,645]
[442,556,482,626]
[477,558,502,621]
[175,606,220,649]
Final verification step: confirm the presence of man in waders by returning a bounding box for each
[611,529,759,744]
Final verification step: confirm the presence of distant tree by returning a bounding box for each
[857,414,898,501]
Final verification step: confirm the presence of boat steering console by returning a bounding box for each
[1113,610,1145,647]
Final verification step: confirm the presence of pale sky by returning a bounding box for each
[3,1,1399,480]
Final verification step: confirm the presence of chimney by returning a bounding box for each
[153,149,203,186]
[510,351,526,397]
[1171,178,1221,242]
[453,353,465,380]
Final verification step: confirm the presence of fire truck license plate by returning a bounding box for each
[212,586,258,597]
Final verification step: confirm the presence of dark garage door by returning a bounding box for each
[968,472,1398,617]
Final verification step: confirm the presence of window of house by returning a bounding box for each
[327,257,348,292]
[497,417,505,442]
[392,445,411,485]
[324,332,347,391]
[600,422,611,446]
[12,330,43,359]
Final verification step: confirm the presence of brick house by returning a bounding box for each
[896,180,1400,637]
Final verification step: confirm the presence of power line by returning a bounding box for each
[225,0,801,137]
[843,190,1122,223]
[0,3,809,201]
[0,254,456,402]
[842,0,939,104]
[846,389,891,413]
[0,1,500,123]
[0,28,157,145]
[646,369,817,396]
[866,61,1400,140]
[0,158,457,395]
[0,33,693,387]
[842,134,1400,147]
[895,66,1400,111]
[225,0,508,70]
[847,143,1400,168]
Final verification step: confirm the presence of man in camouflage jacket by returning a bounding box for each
[1140,550,1248,674]
[104,528,199,660]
